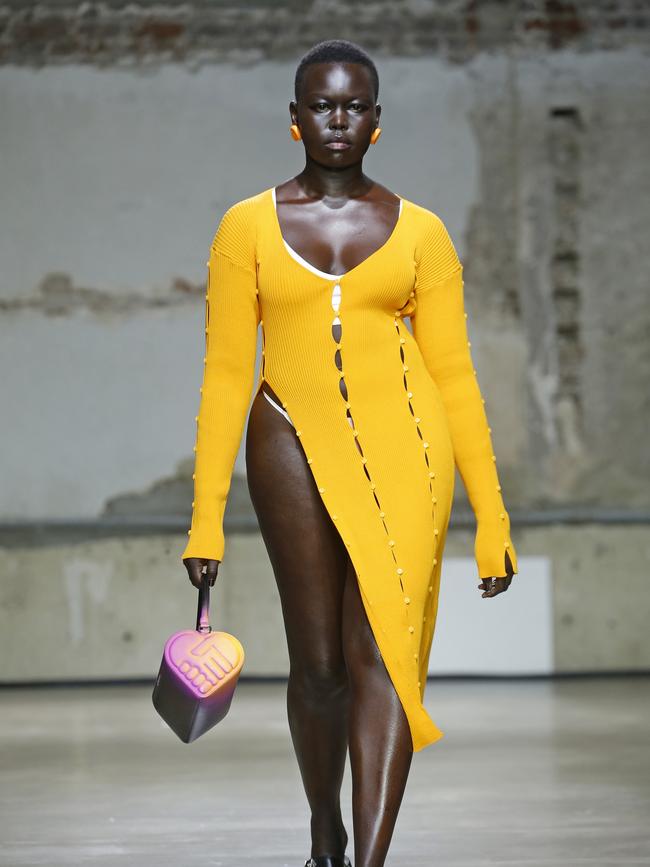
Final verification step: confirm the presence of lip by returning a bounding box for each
[325,140,352,150]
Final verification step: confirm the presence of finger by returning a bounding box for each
[481,577,498,598]
[185,558,205,589]
[206,559,219,586]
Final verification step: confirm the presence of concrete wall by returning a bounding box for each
[1,1,648,681]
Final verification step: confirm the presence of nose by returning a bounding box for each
[328,106,348,130]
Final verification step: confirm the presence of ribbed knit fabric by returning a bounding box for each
[182,186,519,752]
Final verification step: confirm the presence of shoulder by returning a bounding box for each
[401,197,448,238]
[211,188,270,264]
[214,188,268,239]
[401,197,462,278]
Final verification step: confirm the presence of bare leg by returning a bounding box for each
[246,382,350,860]
[342,556,414,867]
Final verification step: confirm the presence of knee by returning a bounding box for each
[289,657,349,704]
[343,632,384,686]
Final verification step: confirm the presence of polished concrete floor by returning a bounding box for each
[1,676,649,866]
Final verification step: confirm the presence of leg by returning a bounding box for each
[342,556,414,867]
[246,381,351,860]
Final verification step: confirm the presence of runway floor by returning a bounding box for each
[1,676,649,866]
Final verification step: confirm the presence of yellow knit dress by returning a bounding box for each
[181,186,519,752]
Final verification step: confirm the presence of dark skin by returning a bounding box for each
[184,60,514,866]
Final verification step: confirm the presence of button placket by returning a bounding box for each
[330,281,414,643]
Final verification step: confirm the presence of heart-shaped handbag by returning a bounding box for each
[152,574,245,743]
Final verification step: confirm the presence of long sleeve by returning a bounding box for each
[410,212,518,579]
[181,201,260,562]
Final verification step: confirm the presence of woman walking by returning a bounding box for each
[183,38,517,867]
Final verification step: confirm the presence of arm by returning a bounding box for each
[410,213,518,580]
[181,201,260,563]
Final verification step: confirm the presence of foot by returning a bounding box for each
[304,858,352,867]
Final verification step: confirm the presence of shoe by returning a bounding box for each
[304,857,352,867]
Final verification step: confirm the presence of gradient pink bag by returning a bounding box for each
[152,574,245,743]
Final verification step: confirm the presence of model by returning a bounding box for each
[182,38,518,867]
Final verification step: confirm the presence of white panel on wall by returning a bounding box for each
[428,556,553,675]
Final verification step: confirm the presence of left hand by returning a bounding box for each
[478,549,515,598]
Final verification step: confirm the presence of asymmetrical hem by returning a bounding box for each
[182,186,519,752]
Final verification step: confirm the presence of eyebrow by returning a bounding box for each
[304,94,370,101]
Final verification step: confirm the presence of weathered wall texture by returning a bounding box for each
[1,1,648,678]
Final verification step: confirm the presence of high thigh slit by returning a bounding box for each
[182,186,520,752]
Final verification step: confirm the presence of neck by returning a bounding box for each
[294,158,373,203]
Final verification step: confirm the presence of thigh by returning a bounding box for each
[246,382,349,671]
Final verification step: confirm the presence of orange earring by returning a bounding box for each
[289,123,302,141]
[370,127,382,144]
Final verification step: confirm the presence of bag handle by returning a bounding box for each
[196,573,212,634]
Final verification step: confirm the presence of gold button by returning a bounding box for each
[370,483,376,490]
[195,415,199,421]
[345,402,351,409]
[464,312,468,318]
[434,528,439,535]
[410,291,415,297]
[491,454,496,461]
[380,511,386,518]
[191,500,194,506]
[423,442,429,449]
[432,497,437,504]
[187,529,191,535]
[296,430,302,437]
[353,429,359,437]
[400,337,406,344]
[397,568,404,575]
[389,540,395,547]
[408,626,414,633]
[467,341,471,347]
[488,426,492,433]
[407,391,413,398]
[428,585,433,592]
[206,260,210,266]
[414,653,419,660]
[193,445,197,452]
[318,486,325,493]
[199,387,203,393]
[404,596,410,604]
[504,541,509,547]
[361,457,367,464]
[192,473,196,480]
[433,558,437,565]
[403,365,409,371]
[473,368,477,375]
[415,416,421,423]
[496,484,502,491]
[307,458,313,464]
[500,512,505,519]
[332,514,338,520]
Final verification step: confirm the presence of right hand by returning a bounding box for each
[183,557,220,589]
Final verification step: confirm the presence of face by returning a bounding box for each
[291,61,380,164]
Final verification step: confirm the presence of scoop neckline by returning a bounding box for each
[269,186,405,281]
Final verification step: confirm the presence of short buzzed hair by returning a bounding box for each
[294,39,379,103]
